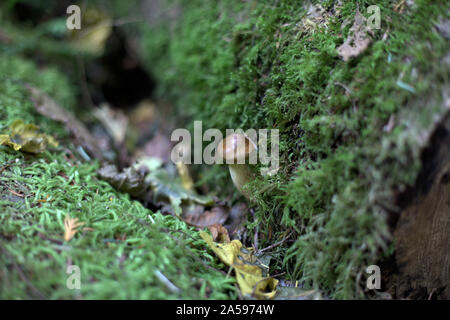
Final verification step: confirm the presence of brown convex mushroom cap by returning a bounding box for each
[217,133,257,164]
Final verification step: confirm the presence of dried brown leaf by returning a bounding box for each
[183,206,229,228]
[207,224,230,243]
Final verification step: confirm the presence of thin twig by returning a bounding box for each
[334,81,351,96]
[258,231,294,254]
[154,270,180,294]
[253,226,259,252]
[270,271,286,278]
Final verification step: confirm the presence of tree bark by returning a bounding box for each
[394,115,450,299]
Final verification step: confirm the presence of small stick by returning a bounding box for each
[154,270,180,294]
[253,226,259,252]
[258,231,294,254]
[8,189,25,197]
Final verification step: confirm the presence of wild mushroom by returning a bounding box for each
[217,133,257,199]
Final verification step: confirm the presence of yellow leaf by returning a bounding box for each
[200,231,279,299]
[200,231,242,266]
[253,277,279,300]
[234,263,262,295]
[0,134,20,150]
[64,215,85,242]
[0,120,58,154]
[234,264,278,299]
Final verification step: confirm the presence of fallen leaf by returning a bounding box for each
[93,103,128,144]
[64,215,85,241]
[141,131,173,163]
[0,120,58,153]
[234,263,278,299]
[200,231,242,266]
[200,231,278,299]
[146,167,214,216]
[207,224,230,243]
[183,206,228,228]
[253,277,279,300]
[337,9,373,61]
[98,164,149,199]
[99,156,214,217]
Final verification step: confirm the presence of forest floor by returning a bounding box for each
[1,0,449,300]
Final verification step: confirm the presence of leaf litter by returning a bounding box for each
[200,230,278,299]
[0,119,58,153]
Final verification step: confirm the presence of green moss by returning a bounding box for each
[140,0,449,298]
[0,54,236,299]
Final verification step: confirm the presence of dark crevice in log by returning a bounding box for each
[393,112,450,299]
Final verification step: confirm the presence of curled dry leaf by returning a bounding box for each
[146,167,214,216]
[98,159,214,216]
[207,224,230,243]
[234,264,279,299]
[183,206,228,228]
[93,103,128,144]
[97,164,149,199]
[64,215,85,242]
